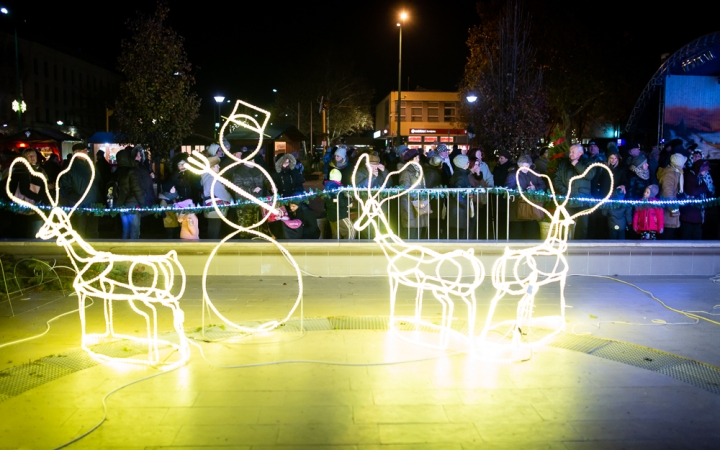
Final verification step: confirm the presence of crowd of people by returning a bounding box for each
[0,137,716,242]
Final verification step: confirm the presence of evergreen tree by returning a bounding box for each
[115,2,200,159]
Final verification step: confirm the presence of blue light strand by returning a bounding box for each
[0,187,714,216]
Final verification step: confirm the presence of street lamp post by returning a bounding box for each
[213,95,225,140]
[396,12,407,148]
[2,7,24,130]
[466,94,477,147]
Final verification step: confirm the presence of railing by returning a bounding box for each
[335,187,512,241]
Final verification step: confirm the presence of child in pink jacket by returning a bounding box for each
[633,184,664,240]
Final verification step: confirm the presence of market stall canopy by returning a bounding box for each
[0,127,81,158]
[87,132,130,144]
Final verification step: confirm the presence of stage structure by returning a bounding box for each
[6,153,189,370]
[626,31,720,155]
[184,100,304,336]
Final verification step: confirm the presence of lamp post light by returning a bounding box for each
[396,11,408,148]
[213,95,225,139]
[466,94,478,147]
[2,7,24,130]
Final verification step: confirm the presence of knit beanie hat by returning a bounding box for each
[402,149,419,161]
[631,155,647,168]
[429,155,443,167]
[670,153,687,168]
[606,142,619,156]
[453,154,469,169]
[497,149,512,160]
[329,169,342,182]
[334,146,347,160]
[206,144,220,156]
[647,184,659,198]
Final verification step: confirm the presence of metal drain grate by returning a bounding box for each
[4,318,720,402]
[659,362,720,394]
[0,361,75,396]
[0,339,169,402]
[550,334,720,395]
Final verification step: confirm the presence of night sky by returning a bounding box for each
[3,0,718,133]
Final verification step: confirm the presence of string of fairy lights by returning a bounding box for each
[0,186,713,216]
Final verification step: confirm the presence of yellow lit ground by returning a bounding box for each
[1,274,719,449]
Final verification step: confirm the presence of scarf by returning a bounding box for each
[700,172,715,196]
[630,165,649,181]
[441,157,454,175]
[670,162,684,194]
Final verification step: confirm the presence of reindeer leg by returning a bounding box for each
[127,300,153,362]
[458,293,477,347]
[103,297,114,337]
[143,301,159,364]
[388,276,400,330]
[414,276,425,325]
[431,290,453,349]
[77,291,89,349]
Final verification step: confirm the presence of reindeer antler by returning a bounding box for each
[566,162,613,220]
[378,161,424,208]
[515,166,553,220]
[55,152,95,218]
[6,157,51,220]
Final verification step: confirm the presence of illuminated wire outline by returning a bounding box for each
[351,154,486,350]
[6,153,189,370]
[184,99,304,335]
[478,163,614,357]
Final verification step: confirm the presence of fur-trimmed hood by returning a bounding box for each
[274,153,297,173]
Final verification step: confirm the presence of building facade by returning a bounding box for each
[375,91,470,152]
[0,32,121,139]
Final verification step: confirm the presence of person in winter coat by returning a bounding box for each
[201,156,234,239]
[599,149,627,198]
[679,160,710,240]
[627,154,651,200]
[59,144,101,238]
[469,149,494,189]
[553,144,594,239]
[422,156,445,238]
[114,147,146,239]
[657,153,687,240]
[324,169,353,239]
[8,149,50,238]
[167,156,201,203]
[329,145,353,185]
[492,149,513,188]
[506,155,546,239]
[271,153,305,199]
[225,151,269,233]
[633,184,664,240]
[602,187,633,239]
[447,154,474,239]
[288,201,321,239]
[398,149,428,239]
[353,153,388,189]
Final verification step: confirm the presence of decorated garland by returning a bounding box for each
[0,186,715,216]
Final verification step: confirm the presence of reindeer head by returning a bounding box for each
[7,152,95,242]
[351,154,423,232]
[515,162,612,243]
